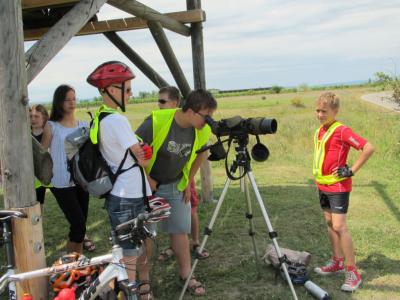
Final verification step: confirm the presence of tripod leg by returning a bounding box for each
[178,177,232,300]
[246,171,299,300]
[241,174,261,276]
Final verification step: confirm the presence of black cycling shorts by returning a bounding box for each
[318,190,350,214]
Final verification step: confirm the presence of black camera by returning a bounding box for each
[199,115,278,163]
[204,115,277,137]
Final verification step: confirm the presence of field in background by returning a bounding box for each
[1,87,399,299]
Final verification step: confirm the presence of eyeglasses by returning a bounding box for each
[158,99,168,104]
[111,85,132,94]
[195,111,207,119]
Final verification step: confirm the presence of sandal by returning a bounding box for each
[180,275,206,297]
[83,237,96,252]
[157,247,174,262]
[138,280,153,300]
[192,244,210,260]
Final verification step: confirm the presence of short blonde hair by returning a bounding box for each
[316,92,340,110]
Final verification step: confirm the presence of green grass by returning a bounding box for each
[1,86,399,299]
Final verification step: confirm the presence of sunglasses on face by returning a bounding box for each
[158,99,168,104]
[112,85,132,94]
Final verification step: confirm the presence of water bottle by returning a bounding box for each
[304,280,331,300]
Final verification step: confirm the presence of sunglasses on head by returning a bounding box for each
[158,99,168,104]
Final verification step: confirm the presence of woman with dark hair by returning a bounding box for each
[42,84,95,253]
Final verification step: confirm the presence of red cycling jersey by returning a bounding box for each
[316,124,367,193]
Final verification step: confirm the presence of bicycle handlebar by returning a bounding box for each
[0,210,27,221]
[115,208,170,231]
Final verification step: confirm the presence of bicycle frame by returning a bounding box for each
[0,208,170,299]
[0,244,138,300]
[0,213,25,300]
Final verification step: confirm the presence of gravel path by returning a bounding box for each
[361,91,400,112]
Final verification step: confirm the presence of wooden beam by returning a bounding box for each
[26,0,107,84]
[148,21,191,98]
[0,0,47,298]
[104,31,169,88]
[22,0,79,9]
[24,9,205,41]
[109,0,191,36]
[187,0,212,201]
[187,0,206,90]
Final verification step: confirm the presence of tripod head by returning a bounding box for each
[196,131,271,180]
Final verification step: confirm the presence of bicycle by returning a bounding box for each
[0,206,170,300]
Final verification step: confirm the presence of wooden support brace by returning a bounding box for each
[187,0,213,201]
[104,31,169,88]
[0,1,47,299]
[109,0,191,36]
[22,0,79,9]
[13,204,47,299]
[25,0,108,84]
[24,10,205,41]
[148,21,192,98]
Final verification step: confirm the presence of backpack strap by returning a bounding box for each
[110,149,138,184]
[129,149,151,211]
[96,112,139,184]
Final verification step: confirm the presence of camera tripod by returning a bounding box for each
[179,137,298,300]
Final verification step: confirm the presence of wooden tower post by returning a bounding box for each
[0,0,47,298]
[187,0,214,201]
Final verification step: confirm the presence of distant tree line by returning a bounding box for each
[34,75,399,109]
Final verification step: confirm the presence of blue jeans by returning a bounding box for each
[105,194,146,256]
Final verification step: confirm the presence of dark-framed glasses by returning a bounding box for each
[158,99,168,104]
[112,85,132,93]
[195,111,207,119]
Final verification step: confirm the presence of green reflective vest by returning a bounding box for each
[34,178,52,189]
[89,105,119,144]
[146,109,211,191]
[313,121,346,185]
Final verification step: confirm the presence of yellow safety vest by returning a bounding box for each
[89,105,119,144]
[145,109,211,191]
[313,121,347,185]
[34,178,52,189]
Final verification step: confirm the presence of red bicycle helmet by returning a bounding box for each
[147,196,171,223]
[87,61,135,89]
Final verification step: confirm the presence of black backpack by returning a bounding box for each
[66,112,141,198]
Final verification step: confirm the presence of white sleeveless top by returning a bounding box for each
[48,120,88,188]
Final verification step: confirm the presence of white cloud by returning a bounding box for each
[25,0,400,102]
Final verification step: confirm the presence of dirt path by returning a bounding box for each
[361,91,400,112]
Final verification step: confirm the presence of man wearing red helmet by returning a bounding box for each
[87,61,153,296]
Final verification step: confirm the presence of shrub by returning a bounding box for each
[271,85,282,94]
[373,71,400,106]
[290,97,305,108]
[297,83,309,92]
[391,80,400,106]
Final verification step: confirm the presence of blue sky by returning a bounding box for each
[26,0,400,103]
